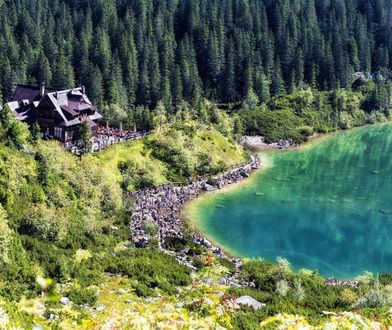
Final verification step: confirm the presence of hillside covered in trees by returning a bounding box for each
[1,0,392,117]
[0,109,392,328]
[3,0,392,328]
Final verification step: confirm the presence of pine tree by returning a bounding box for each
[30,122,41,143]
[242,89,259,110]
[108,56,128,108]
[171,65,183,110]
[52,52,75,89]
[271,57,286,95]
[76,121,93,155]
[84,64,104,108]
[35,52,52,87]
[222,43,237,103]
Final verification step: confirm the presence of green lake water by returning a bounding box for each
[187,124,392,278]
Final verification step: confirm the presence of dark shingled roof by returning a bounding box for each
[11,84,56,103]
[6,84,102,130]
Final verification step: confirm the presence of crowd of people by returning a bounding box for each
[93,126,149,151]
[240,136,297,150]
[270,138,298,149]
[129,155,261,255]
[324,278,361,287]
[66,125,150,154]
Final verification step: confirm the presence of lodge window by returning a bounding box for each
[54,127,62,139]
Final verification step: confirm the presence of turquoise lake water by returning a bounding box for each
[187,124,392,278]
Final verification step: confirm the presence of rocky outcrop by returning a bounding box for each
[235,296,266,310]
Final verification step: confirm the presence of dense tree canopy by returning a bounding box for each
[1,0,392,115]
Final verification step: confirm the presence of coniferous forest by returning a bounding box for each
[3,0,392,328]
[1,0,392,112]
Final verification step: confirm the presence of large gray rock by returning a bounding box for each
[96,304,106,311]
[60,297,70,305]
[235,296,265,310]
[175,302,184,308]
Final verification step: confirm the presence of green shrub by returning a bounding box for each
[21,236,72,282]
[192,256,204,270]
[165,236,205,255]
[0,236,36,300]
[217,258,236,275]
[240,260,278,292]
[165,237,189,252]
[379,273,392,286]
[66,287,98,306]
[102,249,192,296]
[132,282,156,297]
[147,137,192,179]
[71,258,104,287]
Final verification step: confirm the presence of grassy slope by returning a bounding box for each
[0,122,249,329]
[193,127,245,164]
[94,122,247,189]
[94,139,169,187]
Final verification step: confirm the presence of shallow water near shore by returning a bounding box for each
[187,124,392,278]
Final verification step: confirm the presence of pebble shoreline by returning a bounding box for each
[128,155,261,279]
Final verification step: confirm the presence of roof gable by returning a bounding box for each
[6,84,102,129]
[38,94,56,108]
[12,84,56,103]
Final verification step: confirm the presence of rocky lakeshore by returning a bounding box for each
[128,155,261,283]
[240,135,298,150]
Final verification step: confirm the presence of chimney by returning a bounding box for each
[40,82,45,97]
[81,85,86,94]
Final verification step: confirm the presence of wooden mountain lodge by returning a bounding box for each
[5,83,102,146]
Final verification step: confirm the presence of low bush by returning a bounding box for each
[71,258,104,287]
[165,236,205,255]
[102,249,192,296]
[192,256,204,270]
[66,287,98,306]
[217,258,236,275]
[379,273,392,286]
[132,282,156,297]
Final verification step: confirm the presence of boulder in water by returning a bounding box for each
[379,209,392,215]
